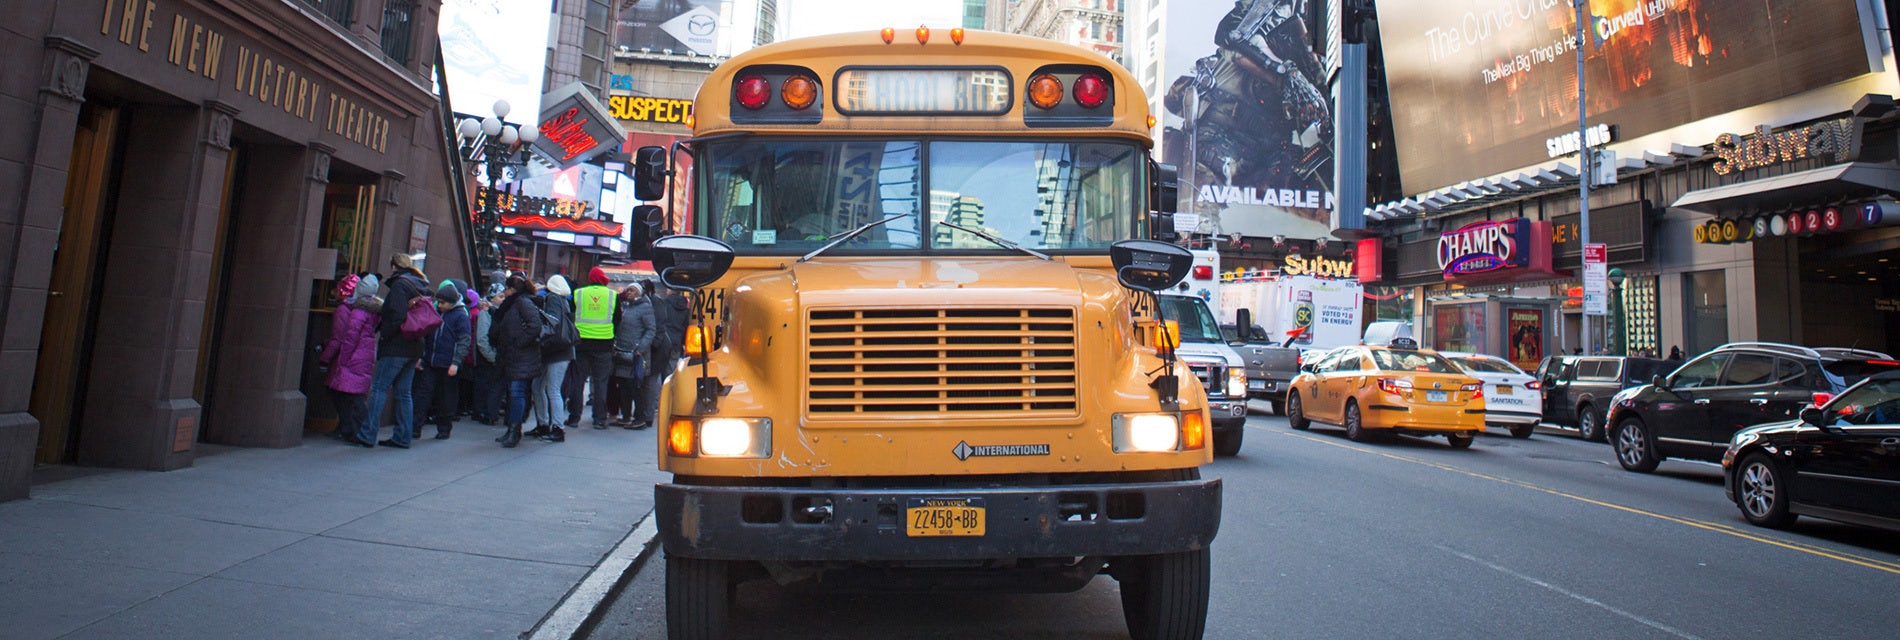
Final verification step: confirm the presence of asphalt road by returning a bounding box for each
[582,411,1900,640]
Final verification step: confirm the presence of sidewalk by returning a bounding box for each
[0,418,669,640]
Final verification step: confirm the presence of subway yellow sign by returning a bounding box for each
[610,95,694,124]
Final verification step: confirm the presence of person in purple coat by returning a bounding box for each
[321,274,380,448]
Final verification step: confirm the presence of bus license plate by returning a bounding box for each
[906,498,986,537]
[1427,390,1449,402]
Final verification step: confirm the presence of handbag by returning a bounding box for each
[400,296,442,340]
[614,348,645,379]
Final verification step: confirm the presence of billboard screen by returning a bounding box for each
[1379,0,1875,193]
[1161,0,1334,239]
[439,0,551,119]
[618,0,727,57]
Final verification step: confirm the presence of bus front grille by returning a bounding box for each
[807,308,1079,416]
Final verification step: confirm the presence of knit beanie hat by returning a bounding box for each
[434,281,461,303]
[335,274,360,299]
[547,274,572,297]
[589,266,610,286]
[352,274,381,302]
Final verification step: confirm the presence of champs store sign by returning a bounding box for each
[1436,218,1556,281]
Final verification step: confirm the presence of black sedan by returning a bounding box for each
[1722,372,1900,532]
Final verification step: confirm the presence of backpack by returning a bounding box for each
[539,299,579,349]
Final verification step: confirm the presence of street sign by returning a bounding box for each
[1583,243,1608,316]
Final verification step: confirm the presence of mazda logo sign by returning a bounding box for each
[687,15,715,35]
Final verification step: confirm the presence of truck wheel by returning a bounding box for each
[1508,423,1535,439]
[1266,399,1282,416]
[1118,549,1211,640]
[1286,394,1310,430]
[1213,425,1244,457]
[1577,404,1604,442]
[1343,401,1371,442]
[666,554,731,640]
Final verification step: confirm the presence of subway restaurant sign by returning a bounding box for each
[1282,255,1354,279]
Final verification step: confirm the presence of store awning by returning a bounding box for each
[1671,162,1900,215]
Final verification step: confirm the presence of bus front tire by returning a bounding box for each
[666,554,732,640]
[1117,549,1211,640]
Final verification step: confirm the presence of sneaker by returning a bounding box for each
[540,427,566,443]
[377,439,410,449]
[524,424,552,438]
[627,420,652,431]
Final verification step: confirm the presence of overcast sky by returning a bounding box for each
[780,0,965,40]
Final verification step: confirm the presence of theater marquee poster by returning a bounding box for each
[1379,0,1878,193]
[1162,0,1334,239]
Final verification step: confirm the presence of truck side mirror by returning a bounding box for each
[1235,308,1253,340]
[633,146,669,202]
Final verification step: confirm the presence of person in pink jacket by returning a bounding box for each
[322,274,381,448]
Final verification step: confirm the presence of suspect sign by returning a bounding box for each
[609,96,694,124]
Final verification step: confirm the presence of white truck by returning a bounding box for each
[1217,275,1363,412]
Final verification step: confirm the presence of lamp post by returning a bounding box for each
[456,100,537,281]
[1607,267,1627,356]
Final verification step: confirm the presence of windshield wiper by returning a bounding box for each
[935,221,1051,260]
[799,214,914,262]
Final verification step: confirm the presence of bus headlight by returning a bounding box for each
[1226,368,1248,398]
[672,418,772,458]
[1114,413,1182,453]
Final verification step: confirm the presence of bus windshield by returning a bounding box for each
[700,139,1142,253]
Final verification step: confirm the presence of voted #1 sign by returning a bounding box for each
[1582,243,1608,316]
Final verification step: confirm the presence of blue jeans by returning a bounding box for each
[506,378,533,426]
[360,356,418,446]
[533,360,570,427]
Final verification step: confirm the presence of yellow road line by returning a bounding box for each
[1275,429,1900,576]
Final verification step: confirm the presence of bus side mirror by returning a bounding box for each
[1151,163,1179,214]
[1110,240,1192,293]
[633,146,669,202]
[627,205,667,260]
[652,235,735,291]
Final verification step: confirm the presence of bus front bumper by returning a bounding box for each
[656,478,1222,562]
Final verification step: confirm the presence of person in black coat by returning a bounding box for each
[490,275,544,448]
[359,254,430,448]
[640,280,692,426]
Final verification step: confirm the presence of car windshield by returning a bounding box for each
[1371,349,1459,373]
[699,139,1142,253]
[1824,378,1900,425]
[1454,356,1522,375]
[1159,296,1225,344]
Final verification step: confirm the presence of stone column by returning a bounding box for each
[350,0,386,45]
[203,143,333,447]
[74,100,237,470]
[0,37,97,499]
[410,0,442,76]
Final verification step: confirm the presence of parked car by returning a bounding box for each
[1442,352,1542,438]
[1722,371,1900,533]
[1287,338,1487,448]
[1221,321,1301,414]
[1535,355,1667,442]
[1605,342,1900,473]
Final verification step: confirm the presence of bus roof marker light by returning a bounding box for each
[1147,115,1157,129]
[1027,74,1063,110]
[735,75,770,110]
[951,28,965,45]
[1074,73,1109,108]
[880,27,894,44]
[781,75,817,110]
[916,26,930,44]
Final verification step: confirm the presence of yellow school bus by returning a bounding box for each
[630,28,1221,640]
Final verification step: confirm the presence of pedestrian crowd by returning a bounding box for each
[320,255,689,449]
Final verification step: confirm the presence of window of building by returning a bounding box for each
[1685,269,1728,356]
[380,0,414,66]
[300,0,354,27]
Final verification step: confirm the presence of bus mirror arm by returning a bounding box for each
[1147,291,1181,411]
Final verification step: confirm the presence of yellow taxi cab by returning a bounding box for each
[1285,338,1488,448]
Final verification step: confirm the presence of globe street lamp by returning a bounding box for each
[457,100,538,279]
[1607,267,1627,356]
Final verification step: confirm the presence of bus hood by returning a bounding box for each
[787,257,1098,307]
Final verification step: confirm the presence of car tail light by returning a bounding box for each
[1073,73,1109,108]
[1526,380,1542,390]
[1867,360,1900,366]
[1027,74,1063,109]
[735,75,771,110]
[1378,378,1412,395]
[1463,382,1483,400]
[780,75,818,110]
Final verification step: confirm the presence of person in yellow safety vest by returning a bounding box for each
[566,266,622,429]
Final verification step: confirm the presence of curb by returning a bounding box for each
[525,508,663,640]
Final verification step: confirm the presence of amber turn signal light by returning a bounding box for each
[1027,74,1063,110]
[1147,115,1157,128]
[667,419,696,456]
[1182,411,1206,450]
[781,75,818,110]
[684,325,709,357]
[1153,320,1180,353]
